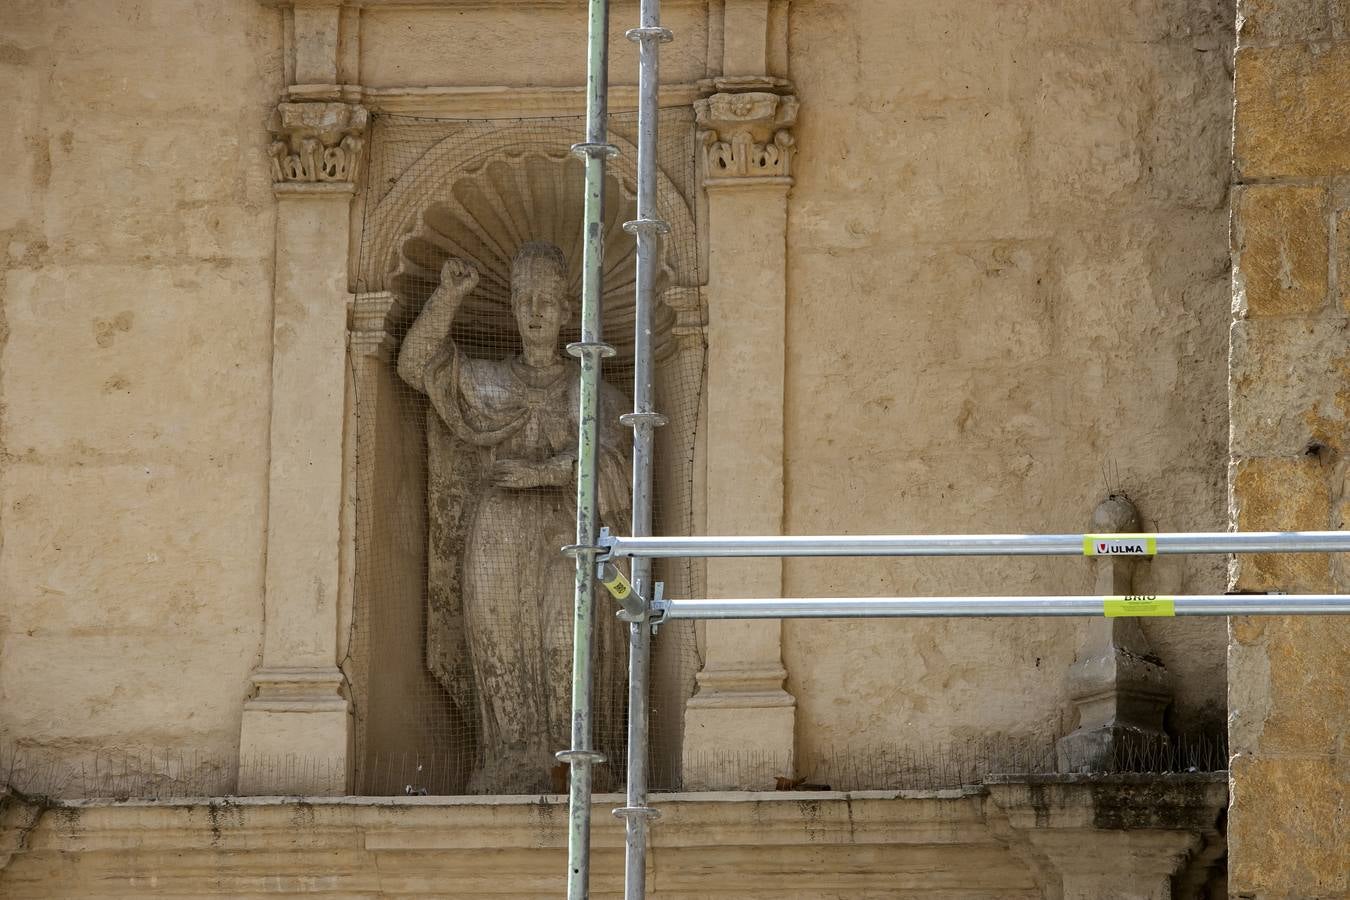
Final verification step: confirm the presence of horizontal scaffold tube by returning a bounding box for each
[604,531,1350,559]
[653,595,1350,619]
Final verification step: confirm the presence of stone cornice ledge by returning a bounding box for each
[14,789,995,851]
[0,789,1043,897]
[0,781,1228,897]
[984,772,1227,831]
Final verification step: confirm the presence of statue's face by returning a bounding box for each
[511,257,569,350]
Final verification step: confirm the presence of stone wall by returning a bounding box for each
[1227,0,1350,895]
[0,0,1242,797]
[783,0,1236,767]
[0,1,281,780]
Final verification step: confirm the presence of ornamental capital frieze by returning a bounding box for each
[268,101,368,185]
[694,91,798,182]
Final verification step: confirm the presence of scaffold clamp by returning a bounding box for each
[647,583,668,632]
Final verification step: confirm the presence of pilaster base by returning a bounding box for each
[237,667,350,796]
[1056,721,1169,774]
[682,671,795,790]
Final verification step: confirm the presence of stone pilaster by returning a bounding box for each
[681,88,797,790]
[1227,2,1350,894]
[237,99,368,796]
[1057,495,1172,773]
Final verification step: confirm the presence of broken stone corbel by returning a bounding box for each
[1056,495,1173,773]
[985,773,1227,900]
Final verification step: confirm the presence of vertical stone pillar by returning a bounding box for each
[1228,3,1350,894]
[1057,495,1171,773]
[238,101,367,796]
[682,91,798,789]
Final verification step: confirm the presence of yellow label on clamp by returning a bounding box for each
[1084,534,1157,557]
[1104,595,1176,617]
[600,563,633,602]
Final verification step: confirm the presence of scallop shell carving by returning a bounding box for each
[389,150,679,364]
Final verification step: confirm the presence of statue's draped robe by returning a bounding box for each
[419,341,630,794]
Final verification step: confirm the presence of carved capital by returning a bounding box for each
[268,101,369,185]
[348,291,408,362]
[695,92,798,182]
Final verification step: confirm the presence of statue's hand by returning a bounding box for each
[439,257,480,296]
[490,458,544,489]
[490,456,573,489]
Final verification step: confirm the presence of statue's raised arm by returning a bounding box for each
[397,258,479,393]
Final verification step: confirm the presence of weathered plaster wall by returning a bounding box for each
[782,0,1236,767]
[358,0,710,90]
[0,1,281,777]
[0,0,1241,805]
[1227,0,1350,895]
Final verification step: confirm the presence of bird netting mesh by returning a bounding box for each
[343,109,705,796]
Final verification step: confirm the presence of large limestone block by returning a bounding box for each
[1230,456,1334,591]
[1029,45,1149,209]
[1336,209,1350,313]
[2,264,274,458]
[1230,616,1350,757]
[1228,755,1350,897]
[0,456,263,755]
[0,629,252,750]
[1235,43,1350,178]
[1236,0,1338,45]
[1233,184,1329,317]
[1229,317,1350,456]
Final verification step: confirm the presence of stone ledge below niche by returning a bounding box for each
[0,779,1226,898]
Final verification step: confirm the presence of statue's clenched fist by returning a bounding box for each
[440,257,479,295]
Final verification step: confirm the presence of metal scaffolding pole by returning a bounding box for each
[615,1,671,898]
[562,1,616,896]
[604,530,1350,559]
[653,594,1350,620]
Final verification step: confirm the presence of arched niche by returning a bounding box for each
[347,119,704,795]
[361,122,699,364]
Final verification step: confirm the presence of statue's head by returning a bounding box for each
[510,241,571,350]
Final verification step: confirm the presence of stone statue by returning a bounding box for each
[397,241,630,794]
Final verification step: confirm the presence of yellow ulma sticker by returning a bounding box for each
[600,564,633,602]
[1104,596,1176,617]
[1084,534,1157,557]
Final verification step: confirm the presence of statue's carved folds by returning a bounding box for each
[398,243,629,794]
